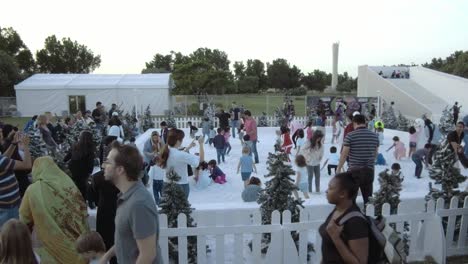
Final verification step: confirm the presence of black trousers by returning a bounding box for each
[292,130,299,148]
[350,167,374,204]
[327,165,338,175]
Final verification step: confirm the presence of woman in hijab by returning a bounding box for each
[19,156,89,264]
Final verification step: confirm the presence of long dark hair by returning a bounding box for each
[310,130,324,149]
[159,129,185,168]
[0,219,38,264]
[108,116,122,126]
[72,131,95,160]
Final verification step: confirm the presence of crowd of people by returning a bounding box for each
[1,97,467,263]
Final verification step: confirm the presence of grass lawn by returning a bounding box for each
[0,117,30,130]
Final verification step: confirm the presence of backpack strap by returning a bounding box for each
[338,211,367,225]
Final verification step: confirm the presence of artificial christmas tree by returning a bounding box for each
[258,112,268,127]
[123,107,138,141]
[369,169,403,216]
[203,103,216,127]
[381,105,398,129]
[397,112,411,132]
[26,127,48,160]
[439,106,455,138]
[141,105,155,132]
[274,107,287,127]
[159,169,198,263]
[426,140,467,203]
[166,110,177,129]
[257,152,311,254]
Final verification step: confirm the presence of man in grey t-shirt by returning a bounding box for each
[100,141,162,264]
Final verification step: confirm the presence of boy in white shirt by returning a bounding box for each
[321,146,339,176]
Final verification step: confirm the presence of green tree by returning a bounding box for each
[36,35,101,73]
[233,61,245,80]
[423,50,468,78]
[236,76,258,93]
[0,26,36,96]
[245,59,267,90]
[370,169,403,216]
[0,51,21,96]
[266,58,302,89]
[336,78,357,92]
[301,70,330,92]
[142,53,173,73]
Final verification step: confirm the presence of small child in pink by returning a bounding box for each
[223,127,232,156]
[387,136,407,160]
[408,126,420,157]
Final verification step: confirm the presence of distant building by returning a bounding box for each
[15,73,174,116]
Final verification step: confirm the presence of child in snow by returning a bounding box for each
[375,153,387,166]
[188,121,198,138]
[208,126,216,146]
[201,118,211,143]
[208,160,226,184]
[242,177,262,202]
[390,163,402,178]
[321,146,339,176]
[238,124,245,144]
[223,127,232,156]
[408,126,420,158]
[281,126,293,156]
[149,156,165,205]
[412,143,431,178]
[367,115,376,131]
[387,136,407,160]
[213,128,226,164]
[331,114,343,144]
[237,146,257,187]
[194,161,211,189]
[376,127,384,145]
[243,134,253,156]
[305,121,314,140]
[295,129,306,155]
[75,231,106,264]
[293,154,310,199]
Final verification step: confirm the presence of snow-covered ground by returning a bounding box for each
[136,126,468,211]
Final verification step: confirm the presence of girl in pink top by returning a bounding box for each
[408,126,420,157]
[387,136,407,160]
[305,121,314,140]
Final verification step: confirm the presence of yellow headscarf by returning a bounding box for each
[20,156,89,264]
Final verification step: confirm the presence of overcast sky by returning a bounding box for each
[2,0,467,76]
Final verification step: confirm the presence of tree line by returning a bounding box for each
[142,49,357,95]
[423,50,468,78]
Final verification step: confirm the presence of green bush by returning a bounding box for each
[290,87,307,96]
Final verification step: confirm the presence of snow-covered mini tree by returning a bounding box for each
[274,107,287,127]
[439,106,455,138]
[426,140,467,203]
[381,105,398,129]
[166,111,177,129]
[141,105,155,132]
[26,127,48,160]
[370,169,403,216]
[203,103,215,127]
[123,107,138,140]
[258,112,268,127]
[159,169,197,263]
[257,152,308,254]
[397,112,411,132]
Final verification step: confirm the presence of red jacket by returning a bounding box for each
[343,123,354,141]
[282,133,293,154]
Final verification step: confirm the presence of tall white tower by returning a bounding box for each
[331,42,339,90]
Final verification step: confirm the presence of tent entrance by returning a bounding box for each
[69,95,86,114]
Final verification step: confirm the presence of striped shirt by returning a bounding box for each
[0,155,19,208]
[343,127,379,169]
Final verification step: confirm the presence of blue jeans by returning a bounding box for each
[0,206,19,227]
[251,141,259,163]
[178,184,190,199]
[224,142,232,155]
[216,148,225,164]
[203,132,210,144]
[152,180,164,205]
[412,156,423,178]
[231,120,239,138]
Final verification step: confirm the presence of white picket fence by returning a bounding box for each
[157,197,468,264]
[150,116,334,129]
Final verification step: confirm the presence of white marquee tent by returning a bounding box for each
[15,73,174,117]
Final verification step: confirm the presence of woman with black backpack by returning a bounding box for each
[319,172,369,263]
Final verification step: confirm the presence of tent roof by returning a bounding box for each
[15,73,173,90]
